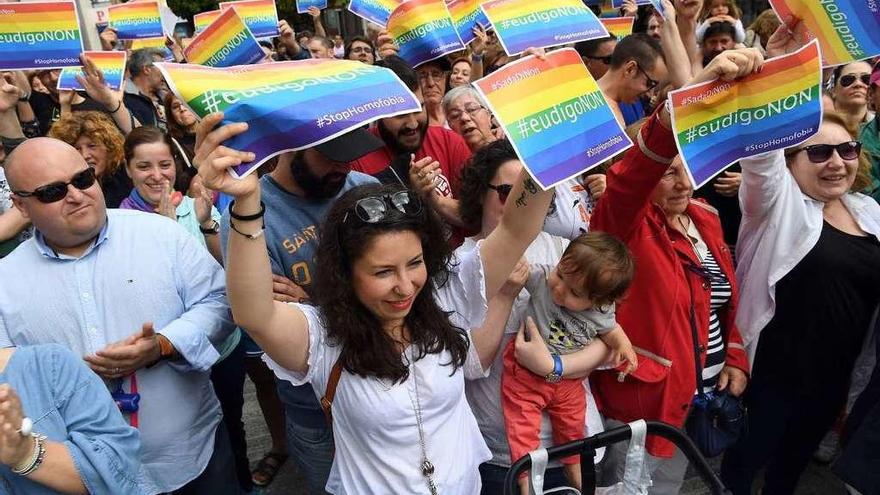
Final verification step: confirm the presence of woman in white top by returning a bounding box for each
[194,113,555,494]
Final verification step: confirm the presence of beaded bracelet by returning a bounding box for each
[12,433,47,476]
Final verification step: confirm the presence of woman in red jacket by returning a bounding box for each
[588,50,759,494]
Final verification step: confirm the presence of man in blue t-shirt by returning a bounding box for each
[221,128,381,494]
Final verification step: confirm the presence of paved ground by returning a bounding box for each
[242,378,849,495]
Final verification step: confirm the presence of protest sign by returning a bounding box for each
[109,1,164,39]
[481,0,608,56]
[0,1,83,71]
[388,0,463,68]
[769,0,880,65]
[347,0,401,27]
[219,0,279,38]
[446,0,490,45]
[473,48,631,190]
[194,10,222,34]
[601,17,633,40]
[130,36,174,61]
[57,51,127,91]
[157,59,422,178]
[184,8,264,68]
[297,0,328,13]
[670,40,823,188]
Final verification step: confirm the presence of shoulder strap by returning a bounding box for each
[683,261,707,399]
[320,359,344,425]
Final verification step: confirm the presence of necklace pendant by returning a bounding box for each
[427,476,439,495]
[421,459,435,476]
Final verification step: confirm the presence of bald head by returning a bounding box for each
[5,138,86,192]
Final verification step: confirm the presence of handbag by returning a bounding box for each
[682,262,747,458]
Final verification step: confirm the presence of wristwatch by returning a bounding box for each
[544,354,563,383]
[200,219,220,235]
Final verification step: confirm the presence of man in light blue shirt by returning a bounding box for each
[0,138,238,494]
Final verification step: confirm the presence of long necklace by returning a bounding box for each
[408,353,439,494]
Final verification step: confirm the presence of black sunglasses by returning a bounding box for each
[838,73,870,88]
[13,167,97,203]
[635,62,659,90]
[487,183,513,204]
[585,55,612,65]
[343,190,423,225]
[789,141,861,163]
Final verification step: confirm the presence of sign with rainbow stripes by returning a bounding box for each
[130,36,174,61]
[194,10,222,34]
[219,0,278,38]
[108,1,164,40]
[388,0,463,68]
[670,41,822,189]
[184,8,264,68]
[601,17,633,40]
[156,59,422,178]
[57,51,127,91]
[0,1,83,71]
[481,0,608,56]
[769,0,880,66]
[473,48,631,190]
[347,0,401,27]
[297,0,328,14]
[446,0,490,45]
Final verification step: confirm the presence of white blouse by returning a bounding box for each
[266,247,492,494]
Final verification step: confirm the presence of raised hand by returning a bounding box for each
[193,112,259,199]
[690,47,764,86]
[765,17,812,59]
[75,54,118,111]
[584,173,607,198]
[377,30,399,59]
[408,155,441,198]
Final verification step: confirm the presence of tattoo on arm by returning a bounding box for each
[515,191,527,208]
[524,177,538,194]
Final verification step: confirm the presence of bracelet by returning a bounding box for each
[109,100,122,114]
[230,219,265,240]
[12,433,46,476]
[229,200,265,221]
[470,53,484,62]
[18,91,29,102]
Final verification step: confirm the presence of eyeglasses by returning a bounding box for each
[13,167,97,203]
[838,73,870,88]
[343,191,423,225]
[788,141,862,163]
[635,62,659,90]
[447,104,485,122]
[584,55,612,65]
[487,183,513,204]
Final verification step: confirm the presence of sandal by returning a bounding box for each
[251,452,289,487]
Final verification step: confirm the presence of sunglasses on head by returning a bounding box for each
[487,183,513,204]
[13,167,97,203]
[789,141,861,163]
[838,73,870,87]
[344,190,423,225]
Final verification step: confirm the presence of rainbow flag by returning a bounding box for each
[670,41,822,189]
[108,1,164,40]
[446,0,490,45]
[481,0,608,56]
[473,48,631,190]
[612,0,656,7]
[347,0,401,27]
[769,0,880,66]
[194,10,222,34]
[601,17,633,40]
[388,0,463,68]
[57,51,127,91]
[156,59,421,178]
[219,0,278,38]
[184,8,264,68]
[297,0,328,14]
[0,1,83,71]
[130,36,174,61]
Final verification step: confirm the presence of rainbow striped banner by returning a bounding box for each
[769,0,880,66]
[156,59,422,178]
[388,0,463,68]
[481,0,608,56]
[130,36,174,60]
[473,48,631,190]
[194,10,222,34]
[347,0,401,27]
[446,0,490,45]
[108,1,164,40]
[0,1,83,71]
[297,0,328,14]
[670,41,822,189]
[601,17,633,40]
[57,51,127,91]
[219,0,278,38]
[184,8,264,68]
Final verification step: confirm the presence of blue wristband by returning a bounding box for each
[552,354,563,377]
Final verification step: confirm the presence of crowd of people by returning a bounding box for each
[0,0,878,494]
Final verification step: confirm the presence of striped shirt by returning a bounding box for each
[700,249,731,392]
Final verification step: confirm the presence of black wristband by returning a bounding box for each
[229,200,265,221]
[109,100,122,114]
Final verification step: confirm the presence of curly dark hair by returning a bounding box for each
[313,183,469,383]
[458,139,519,230]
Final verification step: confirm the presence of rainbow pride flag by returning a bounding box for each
[670,41,822,189]
[194,10,222,34]
[388,0,463,68]
[109,1,164,40]
[481,0,608,56]
[184,8,264,68]
[601,17,633,40]
[446,0,490,45]
[348,0,401,27]
[219,0,278,38]
[473,48,631,190]
[0,1,83,71]
[297,0,328,14]
[57,51,127,91]
[769,0,880,66]
[157,59,421,178]
[130,36,174,61]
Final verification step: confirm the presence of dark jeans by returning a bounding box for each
[210,338,251,492]
[277,380,334,495]
[478,462,572,495]
[172,420,242,494]
[720,377,845,495]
